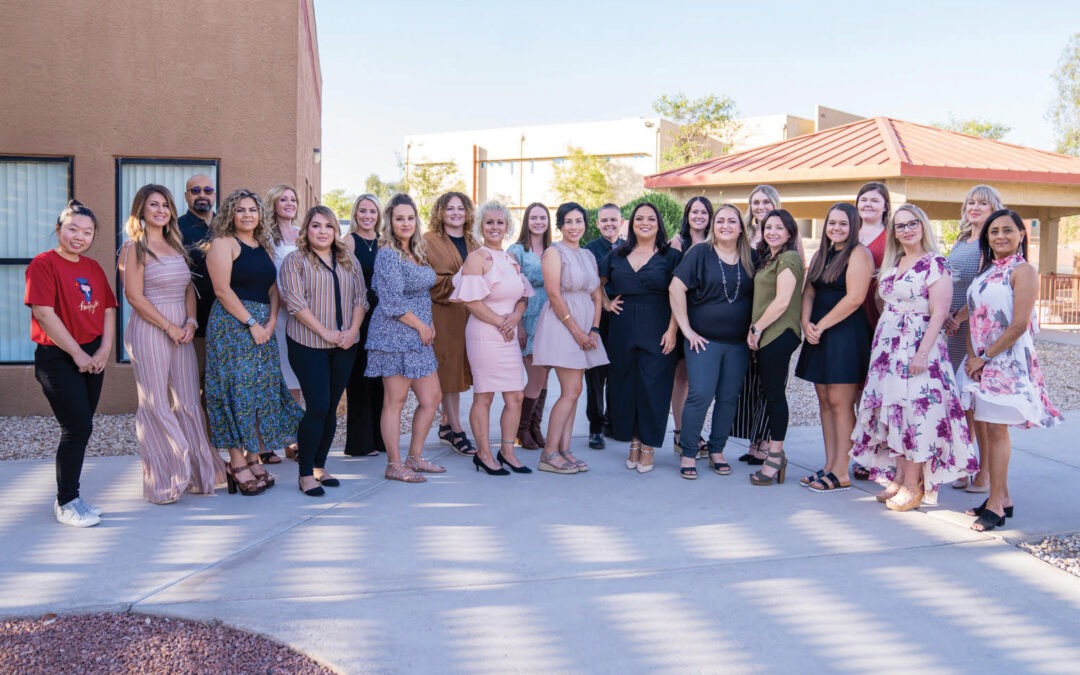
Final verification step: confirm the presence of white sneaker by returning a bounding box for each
[71,497,103,516]
[54,498,101,528]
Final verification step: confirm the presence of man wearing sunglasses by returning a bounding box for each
[178,174,217,391]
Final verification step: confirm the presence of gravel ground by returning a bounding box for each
[1019,534,1080,578]
[0,612,334,675]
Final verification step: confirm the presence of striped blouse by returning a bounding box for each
[278,249,368,349]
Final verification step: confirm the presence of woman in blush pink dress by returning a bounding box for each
[451,201,533,476]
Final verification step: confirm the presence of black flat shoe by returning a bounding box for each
[344,449,379,457]
[473,455,509,475]
[298,479,325,497]
[967,498,1013,518]
[317,476,341,487]
[588,433,605,449]
[497,451,532,474]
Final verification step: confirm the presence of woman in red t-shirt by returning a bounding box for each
[25,200,117,528]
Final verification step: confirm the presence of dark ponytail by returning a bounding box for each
[56,199,98,230]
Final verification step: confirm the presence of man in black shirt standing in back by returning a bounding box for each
[583,203,624,449]
[177,173,216,391]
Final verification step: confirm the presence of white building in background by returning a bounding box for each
[403,105,862,216]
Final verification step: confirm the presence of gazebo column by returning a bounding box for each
[1039,210,1060,275]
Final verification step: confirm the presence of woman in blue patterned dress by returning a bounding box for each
[508,202,552,449]
[944,184,1003,492]
[366,194,445,483]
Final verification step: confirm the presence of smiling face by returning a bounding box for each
[56,214,96,257]
[185,174,215,214]
[597,206,621,241]
[353,199,379,235]
[142,192,171,231]
[891,210,924,248]
[391,204,417,246]
[825,208,851,249]
[712,207,742,245]
[632,205,659,242]
[762,215,790,252]
[306,211,337,252]
[233,197,260,234]
[750,190,776,224]
[560,208,586,244]
[481,209,508,246]
[275,189,298,222]
[444,196,466,229]
[526,205,549,236]
[965,193,994,230]
[688,200,710,234]
[857,189,886,226]
[986,215,1025,259]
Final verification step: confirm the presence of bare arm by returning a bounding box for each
[753,268,797,334]
[968,263,1038,374]
[120,245,185,346]
[815,247,873,332]
[206,238,270,345]
[30,305,94,370]
[800,282,818,344]
[91,308,115,372]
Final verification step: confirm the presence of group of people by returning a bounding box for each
[25,176,1062,533]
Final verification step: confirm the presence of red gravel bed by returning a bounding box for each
[0,612,334,675]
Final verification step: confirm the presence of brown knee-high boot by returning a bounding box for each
[517,395,539,449]
[530,388,547,447]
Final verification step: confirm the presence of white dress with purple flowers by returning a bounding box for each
[956,254,1063,428]
[851,254,977,505]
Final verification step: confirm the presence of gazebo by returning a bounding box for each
[644,116,1080,276]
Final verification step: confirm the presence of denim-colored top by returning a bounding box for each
[366,247,436,353]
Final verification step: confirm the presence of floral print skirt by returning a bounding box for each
[205,300,303,452]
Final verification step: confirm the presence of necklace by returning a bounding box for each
[357,233,377,254]
[717,251,741,304]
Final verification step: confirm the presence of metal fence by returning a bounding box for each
[1039,273,1080,325]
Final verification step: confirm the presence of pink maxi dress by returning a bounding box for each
[450,247,534,393]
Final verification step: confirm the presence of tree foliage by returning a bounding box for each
[935,115,1011,140]
[406,162,467,223]
[653,93,739,170]
[1049,33,1080,156]
[364,173,406,206]
[583,191,683,243]
[321,188,356,220]
[552,146,611,209]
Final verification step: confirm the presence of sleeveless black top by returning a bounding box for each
[231,238,276,304]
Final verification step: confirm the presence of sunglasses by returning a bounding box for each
[189,186,215,195]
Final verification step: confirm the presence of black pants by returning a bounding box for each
[756,329,800,442]
[287,337,357,477]
[584,311,612,434]
[345,319,385,454]
[35,338,103,506]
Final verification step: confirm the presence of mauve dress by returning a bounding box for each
[532,242,610,370]
[450,247,534,393]
[125,255,224,503]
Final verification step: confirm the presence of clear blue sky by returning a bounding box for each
[315,0,1079,192]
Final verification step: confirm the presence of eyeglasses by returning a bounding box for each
[189,187,215,195]
[893,221,921,232]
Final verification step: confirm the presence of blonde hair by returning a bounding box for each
[124,184,188,266]
[263,184,300,246]
[295,205,355,270]
[473,200,516,243]
[707,203,755,276]
[211,189,275,258]
[381,193,426,264]
[349,193,382,238]
[427,191,478,248]
[957,184,1004,242]
[882,203,940,272]
[744,184,781,238]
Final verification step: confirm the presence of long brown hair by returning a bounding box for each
[295,205,355,271]
[427,191,478,247]
[124,184,188,266]
[210,189,275,257]
[381,193,427,264]
[806,203,861,284]
[514,202,552,252]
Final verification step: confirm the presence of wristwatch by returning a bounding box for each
[976,347,987,360]
[244,316,257,328]
[589,326,601,335]
[750,324,760,336]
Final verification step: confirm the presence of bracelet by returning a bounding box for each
[183,318,198,329]
[560,313,571,322]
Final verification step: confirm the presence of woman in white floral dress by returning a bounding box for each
[850,204,976,511]
[956,209,1063,531]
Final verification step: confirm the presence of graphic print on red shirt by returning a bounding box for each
[25,250,118,346]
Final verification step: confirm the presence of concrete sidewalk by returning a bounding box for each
[1,392,1078,674]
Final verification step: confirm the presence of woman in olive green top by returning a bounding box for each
[747,209,804,486]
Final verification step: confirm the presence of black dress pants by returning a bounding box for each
[287,337,358,476]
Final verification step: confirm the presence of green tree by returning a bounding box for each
[935,115,1011,140]
[406,161,467,223]
[584,191,683,243]
[653,93,739,170]
[1049,33,1080,156]
[552,146,611,209]
[364,173,406,205]
[321,188,356,220]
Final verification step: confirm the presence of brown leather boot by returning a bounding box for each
[530,388,547,447]
[517,396,539,449]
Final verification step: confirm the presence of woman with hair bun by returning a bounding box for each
[120,184,224,504]
[26,200,117,527]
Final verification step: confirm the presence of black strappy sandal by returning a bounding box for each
[680,465,698,480]
[437,424,454,446]
[450,431,477,456]
[971,509,1006,532]
[808,472,851,493]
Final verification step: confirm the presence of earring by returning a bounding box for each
[140,219,146,230]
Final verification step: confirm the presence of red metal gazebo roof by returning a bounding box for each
[644,117,1080,188]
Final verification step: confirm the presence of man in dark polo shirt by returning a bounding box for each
[583,202,624,449]
[177,173,216,388]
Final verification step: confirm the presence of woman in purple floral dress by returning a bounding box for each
[956,209,1063,531]
[851,204,976,511]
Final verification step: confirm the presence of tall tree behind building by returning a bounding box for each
[653,93,739,170]
[1049,33,1080,156]
[935,115,1011,140]
[552,146,611,208]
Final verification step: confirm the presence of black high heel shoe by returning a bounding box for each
[968,498,1013,518]
[497,450,532,474]
[473,455,509,476]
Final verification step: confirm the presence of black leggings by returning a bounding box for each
[35,339,103,505]
[287,338,357,477]
[756,329,800,442]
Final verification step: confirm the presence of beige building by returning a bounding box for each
[0,1,322,415]
[404,105,862,216]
